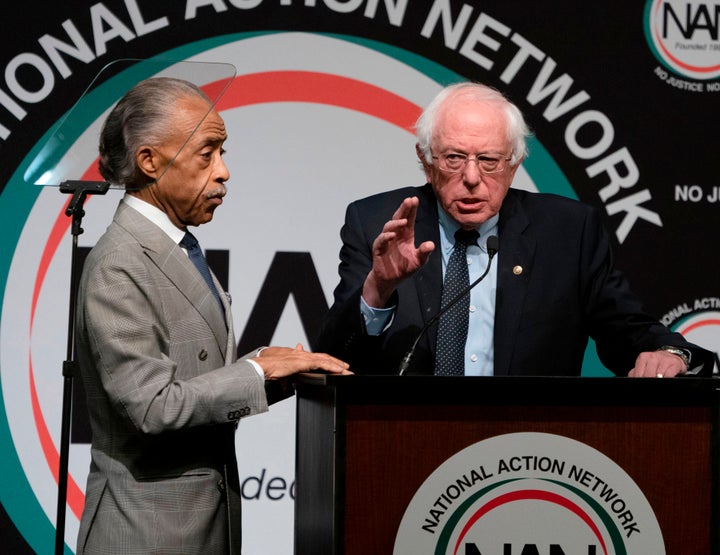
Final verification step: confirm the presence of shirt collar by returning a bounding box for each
[437,202,499,255]
[122,193,186,245]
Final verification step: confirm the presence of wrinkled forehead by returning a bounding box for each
[171,94,214,129]
[434,98,511,148]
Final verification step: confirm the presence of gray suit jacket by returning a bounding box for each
[76,201,268,554]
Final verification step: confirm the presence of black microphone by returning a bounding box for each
[397,235,498,376]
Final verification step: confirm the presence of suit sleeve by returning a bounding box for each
[77,246,268,435]
[580,206,713,375]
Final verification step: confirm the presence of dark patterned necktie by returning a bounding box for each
[434,228,479,376]
[180,231,224,312]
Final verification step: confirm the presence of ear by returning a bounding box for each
[415,143,433,181]
[136,145,160,179]
[504,156,523,184]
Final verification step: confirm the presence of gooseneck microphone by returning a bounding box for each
[397,235,498,376]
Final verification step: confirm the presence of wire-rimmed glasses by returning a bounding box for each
[432,152,512,174]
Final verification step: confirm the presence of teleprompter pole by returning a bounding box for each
[55,180,109,555]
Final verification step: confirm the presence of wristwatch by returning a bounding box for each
[657,345,691,370]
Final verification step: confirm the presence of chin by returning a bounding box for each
[453,215,489,228]
[455,204,500,226]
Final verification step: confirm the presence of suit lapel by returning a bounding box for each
[494,190,535,374]
[412,185,442,351]
[114,203,229,355]
[217,279,237,362]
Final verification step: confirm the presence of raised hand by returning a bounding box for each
[362,197,435,307]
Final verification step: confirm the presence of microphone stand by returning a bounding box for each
[55,180,109,555]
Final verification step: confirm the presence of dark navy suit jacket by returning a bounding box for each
[317,184,714,376]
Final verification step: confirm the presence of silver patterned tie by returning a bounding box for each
[434,228,479,376]
[180,231,224,312]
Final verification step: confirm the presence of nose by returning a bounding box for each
[216,154,230,183]
[462,158,482,188]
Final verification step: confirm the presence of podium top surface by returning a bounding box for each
[294,374,720,407]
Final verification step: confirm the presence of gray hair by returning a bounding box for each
[98,77,211,186]
[415,82,531,166]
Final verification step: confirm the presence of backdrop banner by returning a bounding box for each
[0,1,717,553]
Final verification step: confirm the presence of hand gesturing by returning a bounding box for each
[362,197,435,307]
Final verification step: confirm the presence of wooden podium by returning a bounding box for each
[294,375,719,554]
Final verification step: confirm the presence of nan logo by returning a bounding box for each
[643,0,720,83]
[394,433,665,555]
[661,300,720,374]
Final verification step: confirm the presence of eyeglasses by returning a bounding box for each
[432,152,512,175]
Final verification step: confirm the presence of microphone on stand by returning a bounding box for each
[397,235,498,376]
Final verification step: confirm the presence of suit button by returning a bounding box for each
[217,479,226,493]
[198,349,208,361]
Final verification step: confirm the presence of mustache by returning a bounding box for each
[205,184,227,199]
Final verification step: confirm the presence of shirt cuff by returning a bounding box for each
[360,296,395,336]
[248,347,268,378]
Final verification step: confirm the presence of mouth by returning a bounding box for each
[205,186,227,204]
[456,197,483,211]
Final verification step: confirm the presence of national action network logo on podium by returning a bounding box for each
[394,433,664,555]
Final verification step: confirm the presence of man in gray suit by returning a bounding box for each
[75,77,350,554]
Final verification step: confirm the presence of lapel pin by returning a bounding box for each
[513,265,523,275]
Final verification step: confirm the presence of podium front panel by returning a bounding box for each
[295,376,719,555]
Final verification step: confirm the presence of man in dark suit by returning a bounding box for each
[75,77,349,554]
[317,82,712,378]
